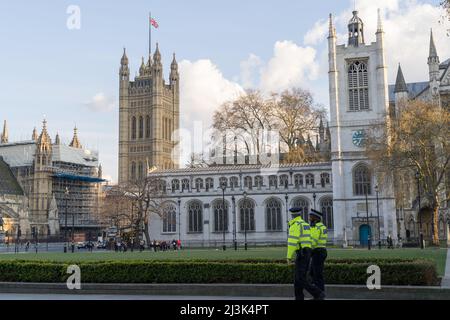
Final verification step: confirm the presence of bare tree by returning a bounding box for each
[366,100,450,245]
[186,152,210,168]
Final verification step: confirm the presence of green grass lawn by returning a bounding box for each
[0,247,447,276]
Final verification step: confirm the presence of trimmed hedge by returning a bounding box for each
[0,259,439,286]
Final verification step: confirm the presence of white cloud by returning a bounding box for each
[240,53,263,88]
[84,92,116,112]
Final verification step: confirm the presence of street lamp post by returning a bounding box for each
[64,187,69,253]
[285,194,289,239]
[177,198,181,249]
[232,195,237,251]
[220,183,227,251]
[415,171,424,249]
[313,192,317,210]
[365,185,371,250]
[243,191,248,251]
[375,185,381,249]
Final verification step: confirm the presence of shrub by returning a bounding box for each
[0,259,438,286]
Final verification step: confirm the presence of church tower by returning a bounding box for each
[328,10,397,245]
[118,43,180,185]
[428,29,441,104]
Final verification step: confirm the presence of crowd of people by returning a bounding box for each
[111,239,181,252]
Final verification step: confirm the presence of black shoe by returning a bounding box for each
[313,292,326,300]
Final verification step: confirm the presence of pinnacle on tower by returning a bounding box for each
[171,53,178,69]
[139,56,146,76]
[348,10,365,46]
[1,120,8,144]
[32,127,38,141]
[153,42,162,63]
[121,47,129,65]
[328,13,336,38]
[69,127,83,149]
[37,119,52,152]
[394,64,408,93]
[429,29,438,59]
[376,8,384,33]
[55,133,61,145]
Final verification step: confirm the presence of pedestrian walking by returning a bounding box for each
[287,207,325,300]
[309,209,328,293]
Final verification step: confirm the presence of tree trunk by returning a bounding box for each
[144,222,151,249]
[432,205,440,246]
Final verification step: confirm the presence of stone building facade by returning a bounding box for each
[118,44,180,184]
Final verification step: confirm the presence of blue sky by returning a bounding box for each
[0,0,448,182]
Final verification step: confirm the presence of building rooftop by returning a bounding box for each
[0,156,23,196]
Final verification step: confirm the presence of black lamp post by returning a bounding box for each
[64,187,69,253]
[178,198,181,249]
[375,185,381,249]
[313,192,317,210]
[365,185,371,250]
[285,193,289,238]
[415,171,424,249]
[71,202,75,253]
[243,191,248,251]
[220,183,227,251]
[232,195,237,251]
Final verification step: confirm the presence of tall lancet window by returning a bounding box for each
[348,60,369,111]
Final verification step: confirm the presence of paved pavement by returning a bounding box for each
[441,249,450,287]
[0,294,289,300]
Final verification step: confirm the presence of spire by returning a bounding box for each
[376,8,383,33]
[394,64,408,93]
[328,13,336,38]
[69,127,82,149]
[37,119,52,153]
[319,116,325,144]
[1,120,8,144]
[153,42,161,63]
[121,47,129,66]
[55,133,61,145]
[139,56,146,76]
[348,10,365,46]
[171,53,178,70]
[32,127,38,141]
[429,29,438,59]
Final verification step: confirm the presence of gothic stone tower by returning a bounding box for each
[118,44,180,184]
[328,10,397,245]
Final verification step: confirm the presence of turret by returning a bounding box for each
[348,11,365,47]
[152,43,163,83]
[32,127,38,141]
[120,48,130,82]
[145,55,152,76]
[35,119,52,167]
[69,127,82,149]
[428,29,441,100]
[394,64,409,107]
[170,53,179,86]
[139,57,146,77]
[1,120,8,144]
[54,133,61,145]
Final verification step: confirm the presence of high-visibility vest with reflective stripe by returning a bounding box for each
[287,216,312,259]
[311,222,328,249]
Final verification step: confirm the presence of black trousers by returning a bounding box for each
[294,249,323,300]
[311,248,327,292]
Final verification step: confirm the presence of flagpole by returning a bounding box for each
[149,12,152,56]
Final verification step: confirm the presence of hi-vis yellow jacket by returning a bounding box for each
[287,216,312,259]
[311,222,328,249]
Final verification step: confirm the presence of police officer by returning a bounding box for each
[309,209,328,293]
[287,208,325,300]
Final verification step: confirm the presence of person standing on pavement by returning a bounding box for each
[309,209,328,294]
[287,207,325,300]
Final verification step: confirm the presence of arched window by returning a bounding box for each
[158,180,167,193]
[294,174,304,188]
[292,197,309,221]
[320,197,333,229]
[181,179,190,192]
[266,198,282,231]
[230,176,239,190]
[244,176,253,190]
[320,173,330,188]
[213,200,228,232]
[348,60,369,111]
[188,201,203,233]
[306,174,315,187]
[269,175,278,188]
[131,117,137,140]
[146,116,151,138]
[195,178,203,192]
[162,204,177,233]
[255,176,263,189]
[240,199,255,232]
[279,175,289,189]
[171,179,180,192]
[139,116,144,139]
[219,177,228,188]
[131,162,136,181]
[353,164,371,195]
[138,162,144,180]
[205,178,214,191]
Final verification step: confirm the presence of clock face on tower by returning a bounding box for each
[352,130,366,148]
